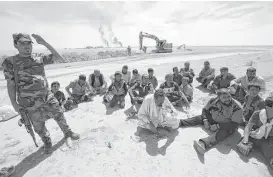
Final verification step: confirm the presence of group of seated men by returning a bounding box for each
[52,63,194,112]
[49,61,272,170]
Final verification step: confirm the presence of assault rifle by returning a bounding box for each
[18,109,39,147]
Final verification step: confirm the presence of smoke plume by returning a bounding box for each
[98,26,109,47]
[98,25,123,47]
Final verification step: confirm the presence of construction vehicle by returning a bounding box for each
[139,31,172,53]
[177,44,193,51]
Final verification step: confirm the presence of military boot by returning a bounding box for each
[65,130,80,140]
[43,137,53,154]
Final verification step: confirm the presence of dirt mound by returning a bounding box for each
[56,50,140,64]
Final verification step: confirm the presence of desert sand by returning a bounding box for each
[0,46,273,177]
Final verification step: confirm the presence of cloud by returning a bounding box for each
[0,1,273,50]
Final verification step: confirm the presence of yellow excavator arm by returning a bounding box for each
[139,31,172,53]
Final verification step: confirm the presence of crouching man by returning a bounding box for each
[237,95,273,169]
[160,73,190,108]
[137,89,181,135]
[103,71,128,108]
[196,61,215,88]
[129,74,154,115]
[88,69,107,94]
[65,74,94,105]
[180,88,243,154]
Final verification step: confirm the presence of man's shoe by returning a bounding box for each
[193,140,206,155]
[65,131,80,140]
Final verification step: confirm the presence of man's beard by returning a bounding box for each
[248,76,255,81]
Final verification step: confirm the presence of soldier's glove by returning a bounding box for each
[236,139,253,156]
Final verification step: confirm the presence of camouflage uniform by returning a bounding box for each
[2,54,71,145]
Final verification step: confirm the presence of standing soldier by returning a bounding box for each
[127,45,131,56]
[1,33,80,154]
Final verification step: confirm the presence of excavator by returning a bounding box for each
[139,31,173,53]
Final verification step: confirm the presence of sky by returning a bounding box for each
[0,1,273,50]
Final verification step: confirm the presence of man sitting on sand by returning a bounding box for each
[129,74,154,115]
[137,89,181,134]
[237,94,273,169]
[159,73,190,108]
[179,88,243,154]
[173,66,183,86]
[121,65,131,85]
[110,65,132,85]
[208,67,236,93]
[129,69,142,87]
[51,81,73,111]
[180,61,195,84]
[103,71,128,108]
[242,84,265,123]
[180,77,193,102]
[230,67,266,104]
[147,68,158,89]
[65,74,94,104]
[88,69,107,94]
[196,61,215,88]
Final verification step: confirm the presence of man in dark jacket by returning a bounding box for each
[208,67,236,93]
[180,88,243,155]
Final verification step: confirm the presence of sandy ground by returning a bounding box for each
[1,47,273,177]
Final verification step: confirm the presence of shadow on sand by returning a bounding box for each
[195,85,214,95]
[197,127,273,174]
[133,127,179,156]
[12,138,66,177]
[102,101,120,115]
[124,105,142,121]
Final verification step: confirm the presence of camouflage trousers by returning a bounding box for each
[25,95,71,144]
